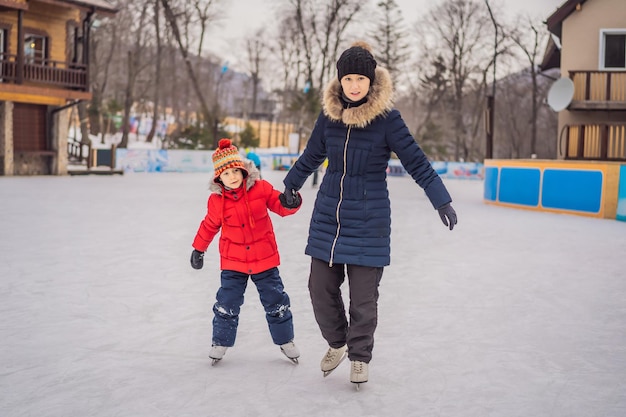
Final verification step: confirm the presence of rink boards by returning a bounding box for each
[484,159,626,221]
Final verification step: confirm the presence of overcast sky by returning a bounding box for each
[206,0,566,69]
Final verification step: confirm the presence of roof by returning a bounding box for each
[41,0,119,16]
[540,35,561,71]
[540,0,589,71]
[545,0,588,37]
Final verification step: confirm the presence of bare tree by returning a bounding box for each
[290,0,363,91]
[80,0,558,160]
[265,15,309,140]
[89,13,120,142]
[160,0,216,145]
[416,0,492,160]
[272,17,303,94]
[484,0,499,159]
[495,73,527,157]
[145,0,162,143]
[193,0,220,60]
[245,31,265,118]
[510,16,550,157]
[120,1,151,148]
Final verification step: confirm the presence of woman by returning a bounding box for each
[280,41,457,387]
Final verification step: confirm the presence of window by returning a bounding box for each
[600,29,626,70]
[24,33,47,64]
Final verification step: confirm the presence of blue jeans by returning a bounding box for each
[212,267,294,347]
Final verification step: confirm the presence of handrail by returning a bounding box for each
[564,123,626,161]
[0,52,88,90]
[568,70,626,102]
[67,139,91,165]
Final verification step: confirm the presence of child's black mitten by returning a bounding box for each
[190,249,204,269]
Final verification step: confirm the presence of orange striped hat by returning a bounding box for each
[212,138,248,181]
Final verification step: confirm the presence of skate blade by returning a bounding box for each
[352,381,367,391]
[211,358,221,366]
[281,350,300,364]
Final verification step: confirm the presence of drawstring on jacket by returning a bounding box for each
[242,184,255,229]
[219,184,226,225]
[219,182,255,229]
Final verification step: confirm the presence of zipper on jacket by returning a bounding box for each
[329,125,351,267]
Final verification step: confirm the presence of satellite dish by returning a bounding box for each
[547,77,575,112]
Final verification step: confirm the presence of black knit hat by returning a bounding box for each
[336,41,377,83]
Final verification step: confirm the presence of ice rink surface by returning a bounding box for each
[1,170,625,417]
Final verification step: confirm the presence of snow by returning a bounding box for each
[1,170,626,417]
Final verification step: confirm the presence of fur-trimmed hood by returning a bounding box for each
[209,159,261,194]
[322,66,394,129]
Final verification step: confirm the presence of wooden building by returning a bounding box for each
[541,0,626,161]
[485,0,626,221]
[0,0,117,176]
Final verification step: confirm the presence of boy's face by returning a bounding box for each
[340,74,371,102]
[219,168,244,189]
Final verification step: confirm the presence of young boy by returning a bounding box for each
[190,138,302,365]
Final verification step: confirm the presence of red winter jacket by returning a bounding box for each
[192,164,300,274]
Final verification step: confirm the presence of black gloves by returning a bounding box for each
[437,203,457,231]
[190,249,204,269]
[279,188,302,209]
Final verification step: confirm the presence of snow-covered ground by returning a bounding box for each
[1,170,625,417]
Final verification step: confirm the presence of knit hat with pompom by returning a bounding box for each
[336,41,377,83]
[212,138,248,182]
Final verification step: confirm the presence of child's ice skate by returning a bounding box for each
[280,341,300,364]
[209,345,228,366]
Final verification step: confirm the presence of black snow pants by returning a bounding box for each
[308,257,384,363]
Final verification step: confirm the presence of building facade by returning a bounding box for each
[543,0,626,161]
[0,0,117,176]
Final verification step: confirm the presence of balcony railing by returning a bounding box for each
[0,53,88,91]
[569,70,626,110]
[562,123,626,161]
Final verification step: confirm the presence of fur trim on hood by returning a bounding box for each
[322,66,394,128]
[209,159,261,194]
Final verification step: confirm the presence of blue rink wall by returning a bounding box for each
[484,159,625,221]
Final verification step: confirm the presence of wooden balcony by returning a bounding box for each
[569,71,626,111]
[0,53,88,91]
[563,123,626,161]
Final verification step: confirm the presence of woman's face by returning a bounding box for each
[340,74,370,102]
[219,167,244,189]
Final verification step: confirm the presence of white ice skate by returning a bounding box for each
[280,341,300,364]
[350,361,368,390]
[320,345,348,377]
[209,345,228,365]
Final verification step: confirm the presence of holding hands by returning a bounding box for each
[279,188,302,209]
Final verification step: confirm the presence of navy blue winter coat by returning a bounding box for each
[284,67,452,267]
